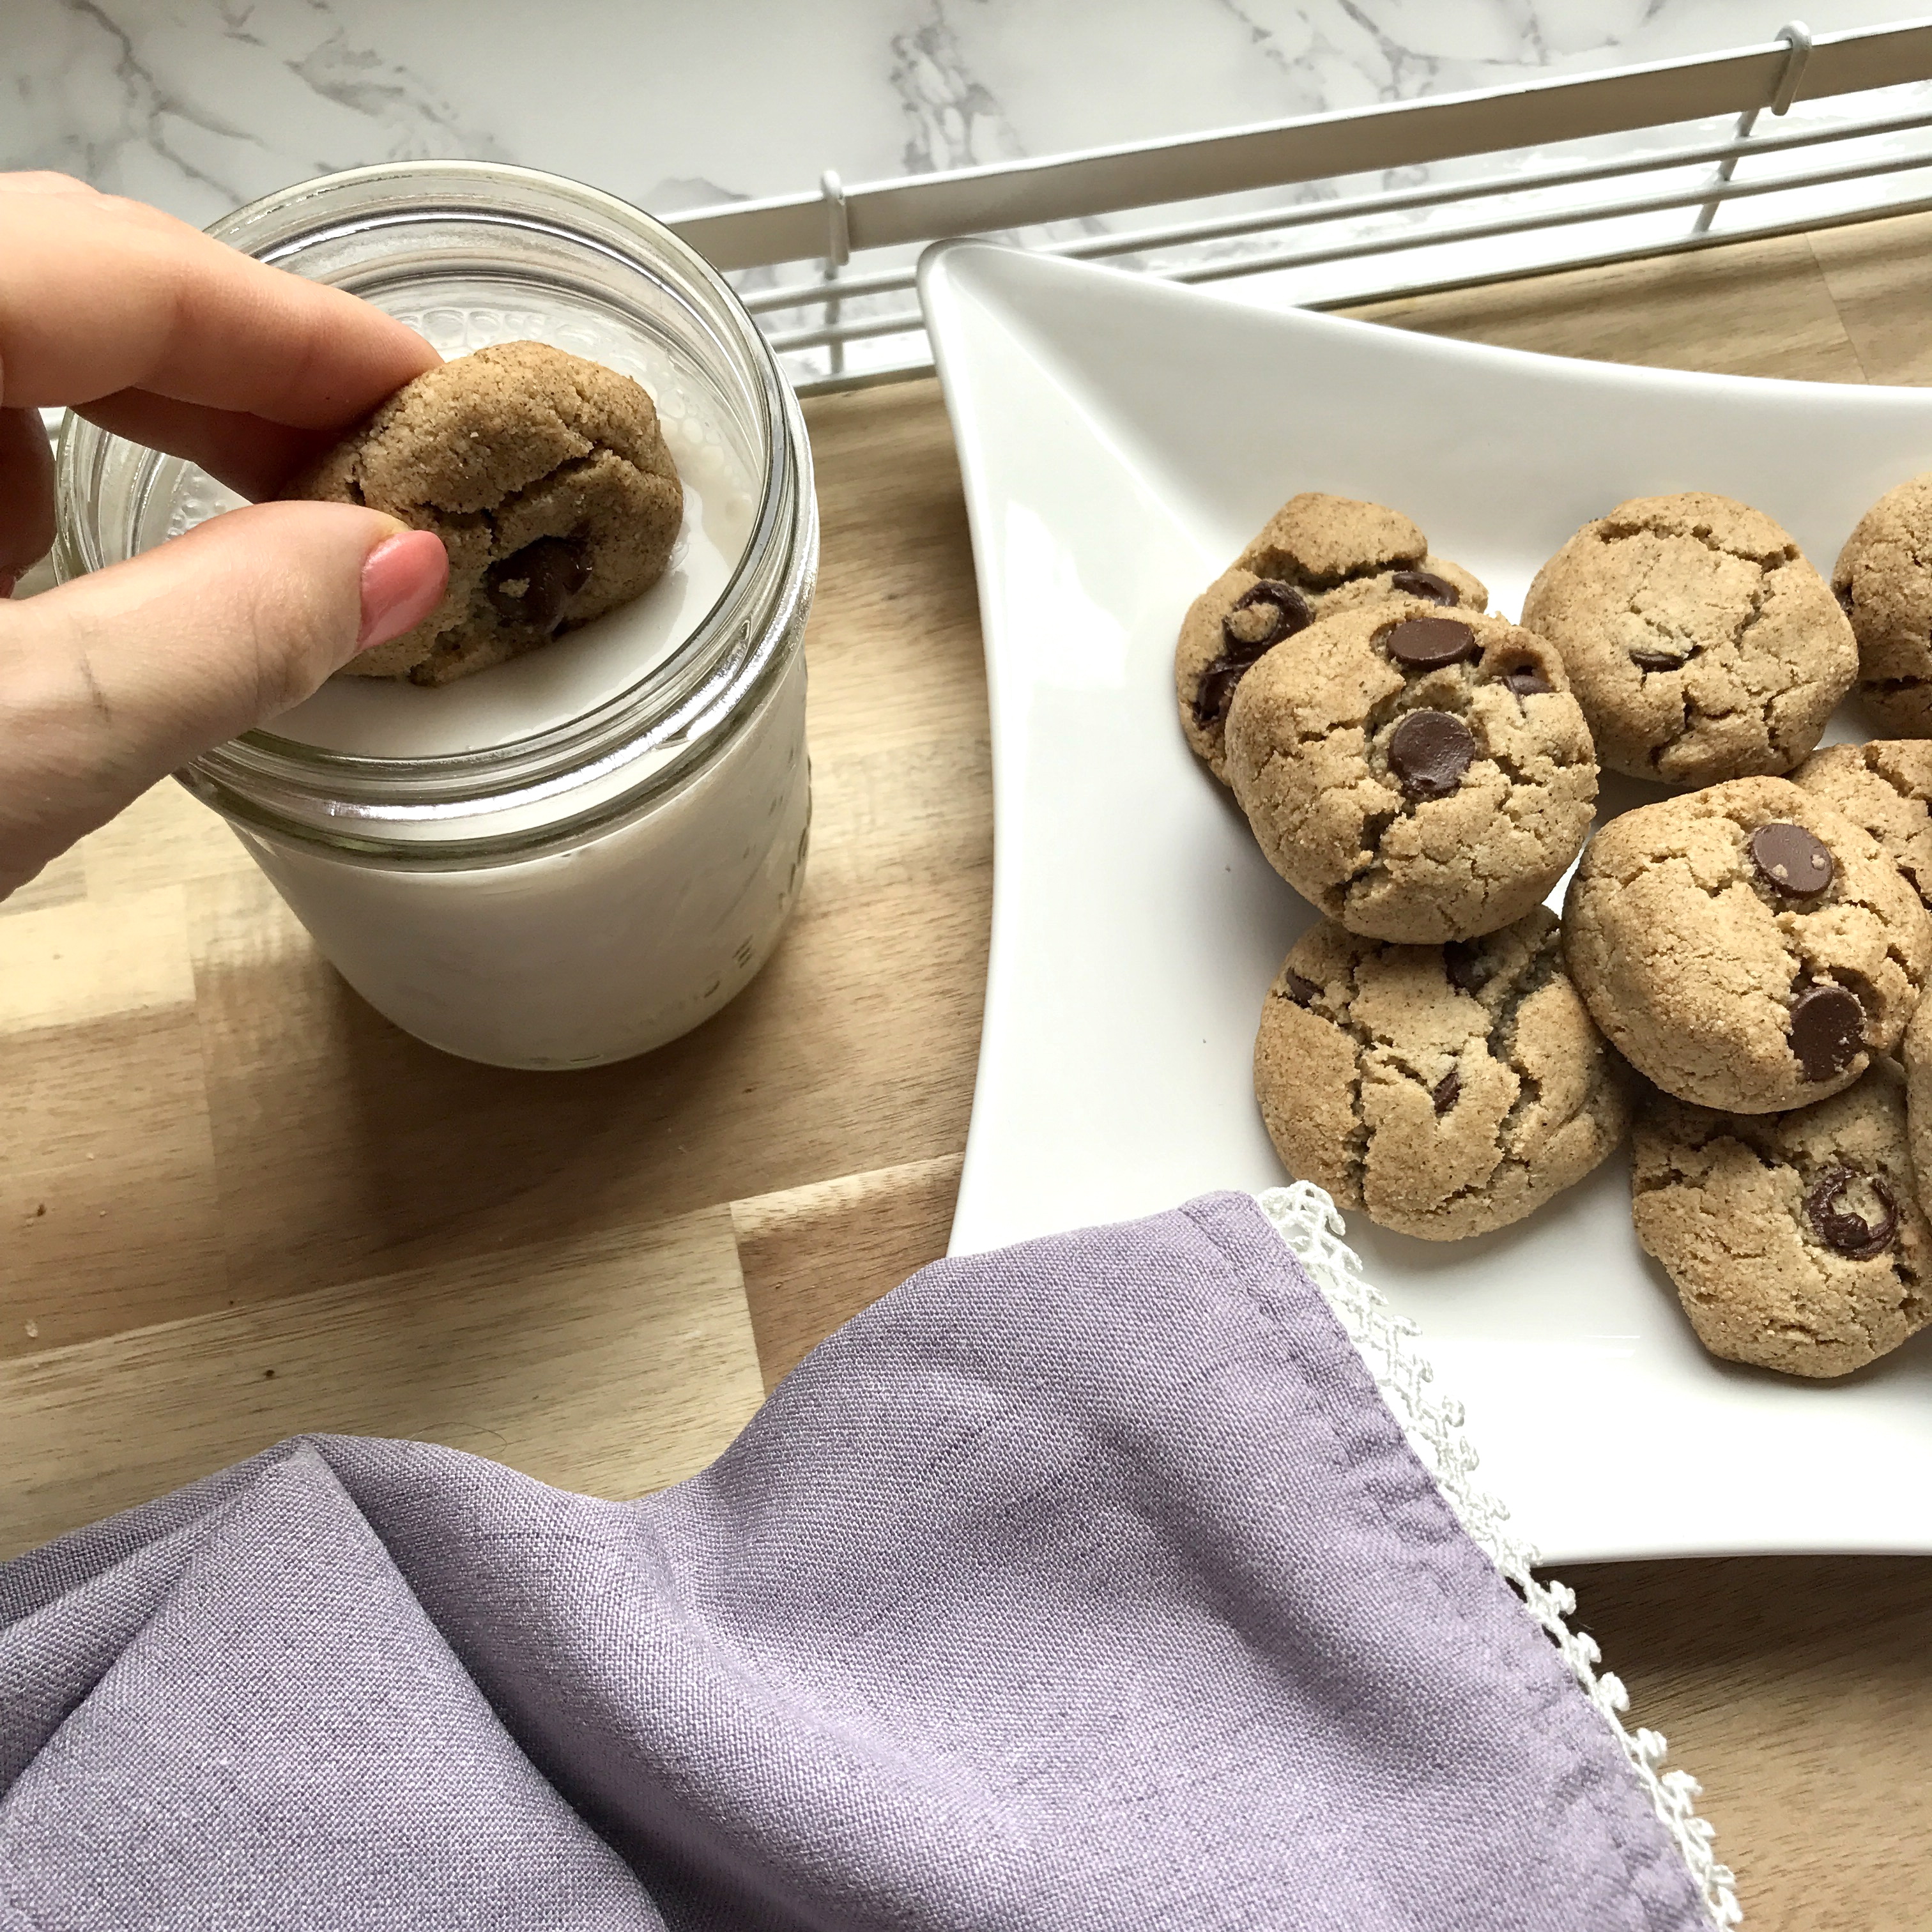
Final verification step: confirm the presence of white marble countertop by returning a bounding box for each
[10,3,1932,390]
[9,1,1928,231]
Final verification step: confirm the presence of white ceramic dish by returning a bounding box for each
[919,238,1932,1565]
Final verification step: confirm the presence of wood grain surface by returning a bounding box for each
[12,212,1932,1927]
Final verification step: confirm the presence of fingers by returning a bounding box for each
[0,504,447,899]
[0,172,451,898]
[75,389,328,502]
[0,406,55,577]
[0,173,440,427]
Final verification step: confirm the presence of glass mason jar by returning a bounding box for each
[54,162,815,1070]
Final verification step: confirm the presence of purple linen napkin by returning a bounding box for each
[1,1190,1721,1931]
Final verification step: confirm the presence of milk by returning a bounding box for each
[166,312,813,1068]
[236,650,810,1068]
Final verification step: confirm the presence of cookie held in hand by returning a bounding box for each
[1254,908,1629,1241]
[289,340,684,686]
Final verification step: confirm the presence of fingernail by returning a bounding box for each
[357,530,448,652]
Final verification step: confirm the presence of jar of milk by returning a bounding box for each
[54,164,815,1069]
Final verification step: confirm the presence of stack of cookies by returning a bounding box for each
[1179,479,1932,1381]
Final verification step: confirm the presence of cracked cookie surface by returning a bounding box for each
[1174,492,1487,781]
[1521,491,1854,783]
[1793,739,1932,914]
[1632,1067,1930,1377]
[291,340,684,686]
[1224,599,1595,942]
[1254,908,1629,1239]
[1834,472,1932,733]
[1563,776,1932,1113]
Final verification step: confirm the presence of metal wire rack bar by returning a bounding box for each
[661,16,1932,392]
[738,97,1932,321]
[1170,139,1932,288]
[1156,130,1932,289]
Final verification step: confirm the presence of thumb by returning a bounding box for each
[0,502,447,898]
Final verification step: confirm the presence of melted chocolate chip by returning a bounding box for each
[1387,710,1476,801]
[485,535,590,631]
[1803,1166,1899,1260]
[1750,822,1834,900]
[1432,1067,1460,1114]
[1499,662,1552,698]
[1630,648,1686,673]
[1191,664,1246,726]
[1382,615,1479,671]
[1443,942,1487,996]
[1190,580,1312,724]
[1284,970,1321,1008]
[1789,983,1865,1082]
[1222,579,1311,653]
[1389,568,1460,607]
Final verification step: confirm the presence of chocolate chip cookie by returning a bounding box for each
[1254,908,1629,1240]
[1834,473,1932,733]
[1521,492,1854,783]
[1632,1068,1930,1377]
[291,340,684,686]
[1224,601,1595,943]
[1793,739,1932,914]
[1906,995,1932,1219]
[1563,778,1932,1113]
[1176,493,1487,780]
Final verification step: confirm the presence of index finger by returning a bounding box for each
[0,174,439,427]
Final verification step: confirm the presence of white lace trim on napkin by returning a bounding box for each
[1256,1183,1742,1931]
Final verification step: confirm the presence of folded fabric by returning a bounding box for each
[1,1189,1728,1931]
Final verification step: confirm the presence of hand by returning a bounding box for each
[0,172,450,900]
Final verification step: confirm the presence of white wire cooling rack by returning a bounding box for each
[664,17,1932,394]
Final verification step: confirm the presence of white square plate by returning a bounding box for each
[919,239,1932,1564]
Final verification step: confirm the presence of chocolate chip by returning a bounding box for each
[1499,662,1552,698]
[1387,710,1476,801]
[1284,970,1321,1008]
[1803,1166,1899,1259]
[1749,822,1834,900]
[1836,583,1855,618]
[1789,983,1864,1082]
[1432,1068,1460,1114]
[1389,569,1460,607]
[1191,664,1246,726]
[485,535,591,631]
[1221,579,1312,654]
[1381,615,1478,671]
[1443,942,1487,995]
[1191,580,1312,724]
[1630,649,1685,673]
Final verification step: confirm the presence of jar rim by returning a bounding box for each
[54,160,813,852]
